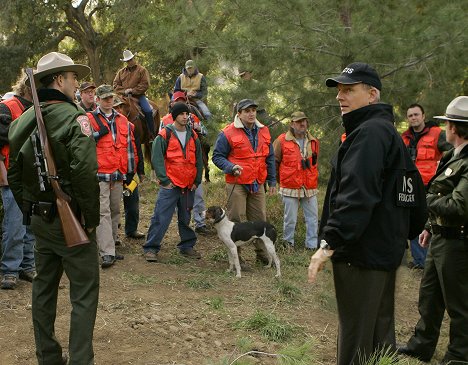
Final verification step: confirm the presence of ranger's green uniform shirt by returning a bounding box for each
[8,91,100,228]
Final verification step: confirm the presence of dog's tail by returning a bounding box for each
[265,225,277,243]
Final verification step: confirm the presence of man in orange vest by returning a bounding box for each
[273,111,319,251]
[401,103,451,269]
[174,60,211,121]
[78,81,97,112]
[212,99,277,266]
[0,74,35,290]
[88,85,139,269]
[143,102,203,262]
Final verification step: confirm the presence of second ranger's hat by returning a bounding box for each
[434,96,468,123]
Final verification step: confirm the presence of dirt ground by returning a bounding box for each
[0,182,449,365]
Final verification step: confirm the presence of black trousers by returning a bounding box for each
[406,234,468,363]
[333,262,396,365]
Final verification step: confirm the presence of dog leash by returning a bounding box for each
[225,175,238,208]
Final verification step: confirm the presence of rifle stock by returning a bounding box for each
[25,68,89,247]
[0,159,8,187]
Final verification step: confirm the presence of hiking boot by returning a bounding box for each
[101,255,115,269]
[195,226,210,236]
[19,270,36,282]
[144,251,158,262]
[180,248,201,259]
[126,231,145,239]
[396,345,431,362]
[1,275,17,290]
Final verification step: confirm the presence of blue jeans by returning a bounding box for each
[410,236,427,268]
[195,100,212,120]
[1,187,35,276]
[281,195,318,249]
[138,95,152,113]
[123,186,140,235]
[143,186,196,253]
[192,184,206,228]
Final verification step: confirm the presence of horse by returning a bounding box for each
[118,95,161,166]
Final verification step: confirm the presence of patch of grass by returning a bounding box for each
[186,277,214,289]
[165,252,189,265]
[278,341,317,365]
[205,296,224,310]
[274,280,302,302]
[359,347,415,365]
[121,272,157,285]
[208,248,228,262]
[234,311,296,342]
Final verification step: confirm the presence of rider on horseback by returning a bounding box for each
[174,60,211,122]
[113,50,155,137]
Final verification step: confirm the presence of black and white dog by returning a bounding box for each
[205,206,281,278]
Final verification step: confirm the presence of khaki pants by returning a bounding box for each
[225,183,266,222]
[225,183,267,258]
[96,181,123,257]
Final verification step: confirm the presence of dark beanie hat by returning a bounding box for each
[171,102,190,120]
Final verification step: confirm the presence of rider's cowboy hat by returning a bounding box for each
[31,52,90,87]
[434,96,468,123]
[121,50,136,62]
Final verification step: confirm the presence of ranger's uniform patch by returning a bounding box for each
[76,115,92,137]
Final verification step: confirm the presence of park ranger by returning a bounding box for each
[8,52,100,365]
[398,96,468,365]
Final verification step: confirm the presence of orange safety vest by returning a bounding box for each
[159,127,198,188]
[401,126,442,185]
[278,134,319,189]
[88,112,136,175]
[1,97,25,169]
[223,123,271,185]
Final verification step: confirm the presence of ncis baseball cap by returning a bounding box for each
[326,62,382,90]
[237,99,258,112]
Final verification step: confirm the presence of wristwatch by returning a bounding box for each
[320,239,333,257]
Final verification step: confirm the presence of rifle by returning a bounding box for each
[0,158,8,186]
[25,68,90,247]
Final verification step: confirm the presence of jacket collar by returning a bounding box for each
[284,129,313,141]
[37,88,77,108]
[233,114,264,129]
[342,103,394,136]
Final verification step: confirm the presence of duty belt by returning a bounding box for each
[430,224,467,240]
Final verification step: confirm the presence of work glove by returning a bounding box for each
[308,243,334,284]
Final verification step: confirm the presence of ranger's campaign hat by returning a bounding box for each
[237,99,258,112]
[291,111,308,122]
[326,62,382,91]
[96,84,115,99]
[185,60,195,69]
[121,50,136,62]
[32,52,90,87]
[79,82,96,91]
[434,96,468,123]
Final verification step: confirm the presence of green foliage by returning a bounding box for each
[234,310,296,342]
[278,341,317,365]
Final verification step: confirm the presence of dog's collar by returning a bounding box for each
[214,212,225,224]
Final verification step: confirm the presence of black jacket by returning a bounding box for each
[322,103,427,270]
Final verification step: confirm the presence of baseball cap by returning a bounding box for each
[172,91,187,102]
[96,84,114,99]
[291,111,308,122]
[326,62,382,90]
[185,60,195,69]
[237,99,258,112]
[79,82,96,92]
